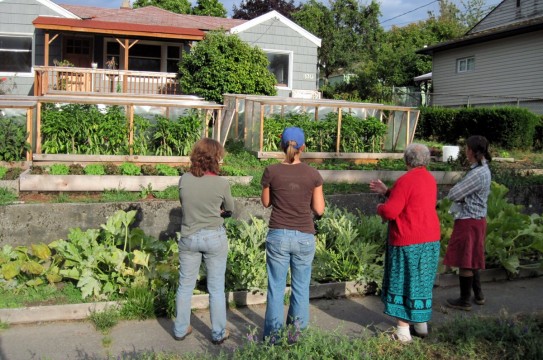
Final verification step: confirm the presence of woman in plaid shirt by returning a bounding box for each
[443,135,492,311]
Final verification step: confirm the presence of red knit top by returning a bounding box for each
[377,167,441,246]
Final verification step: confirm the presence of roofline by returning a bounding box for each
[416,20,543,55]
[229,10,321,47]
[33,17,204,40]
[37,0,80,19]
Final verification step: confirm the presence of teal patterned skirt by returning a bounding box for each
[382,241,440,323]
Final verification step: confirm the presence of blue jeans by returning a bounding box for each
[174,227,228,342]
[263,229,316,339]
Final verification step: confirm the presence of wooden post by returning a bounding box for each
[259,104,265,153]
[44,32,49,67]
[26,108,33,161]
[36,102,42,154]
[314,106,319,121]
[406,110,410,146]
[234,97,239,139]
[216,108,222,142]
[336,108,342,154]
[128,105,134,155]
[123,39,129,93]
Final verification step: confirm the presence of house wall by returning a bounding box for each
[470,0,543,34]
[431,30,543,113]
[0,0,63,95]
[236,19,319,97]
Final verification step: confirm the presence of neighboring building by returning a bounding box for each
[0,0,320,98]
[416,0,543,114]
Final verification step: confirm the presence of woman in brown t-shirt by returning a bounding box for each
[261,126,325,342]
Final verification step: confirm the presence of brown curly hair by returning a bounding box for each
[189,138,224,177]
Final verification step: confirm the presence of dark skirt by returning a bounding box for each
[443,218,487,270]
[382,241,440,323]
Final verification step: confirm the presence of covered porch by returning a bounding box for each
[32,16,204,96]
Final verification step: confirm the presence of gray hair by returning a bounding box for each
[403,143,431,167]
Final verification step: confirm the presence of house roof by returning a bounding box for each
[230,10,321,47]
[32,16,205,40]
[417,14,543,55]
[59,4,246,31]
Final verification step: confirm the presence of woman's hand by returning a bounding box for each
[369,179,388,196]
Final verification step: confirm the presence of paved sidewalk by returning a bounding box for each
[1,276,542,360]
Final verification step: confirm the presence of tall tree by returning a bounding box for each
[293,0,383,82]
[192,0,227,17]
[178,32,277,103]
[132,0,191,14]
[232,0,299,20]
[459,0,489,28]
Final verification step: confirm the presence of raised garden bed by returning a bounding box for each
[18,169,253,192]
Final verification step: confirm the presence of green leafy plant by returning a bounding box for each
[151,112,202,156]
[68,164,84,175]
[49,164,70,175]
[0,117,31,161]
[0,166,7,180]
[0,187,18,205]
[225,217,268,292]
[84,164,106,176]
[88,305,120,334]
[141,164,158,176]
[155,164,179,176]
[119,162,141,176]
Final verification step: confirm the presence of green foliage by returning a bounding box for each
[153,185,179,200]
[101,189,140,202]
[313,207,386,286]
[0,187,18,205]
[84,164,106,176]
[151,112,202,156]
[132,0,191,13]
[437,182,543,274]
[0,117,31,161]
[119,162,141,176]
[48,164,69,175]
[0,282,82,308]
[233,0,299,19]
[0,166,6,180]
[418,106,540,150]
[261,112,387,152]
[192,0,227,17]
[120,286,156,320]
[155,164,178,176]
[178,31,277,103]
[68,164,84,175]
[88,306,120,334]
[225,217,268,292]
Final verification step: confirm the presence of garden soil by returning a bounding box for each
[1,275,542,360]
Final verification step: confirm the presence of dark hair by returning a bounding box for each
[281,141,301,164]
[467,135,492,166]
[189,138,224,177]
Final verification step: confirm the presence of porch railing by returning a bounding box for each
[34,66,180,96]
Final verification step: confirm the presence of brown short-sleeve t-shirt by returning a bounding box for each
[261,163,323,234]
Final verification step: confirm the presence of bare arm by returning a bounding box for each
[311,185,325,216]
[261,186,271,208]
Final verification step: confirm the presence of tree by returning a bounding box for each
[178,32,277,103]
[459,0,489,28]
[293,0,383,82]
[132,0,191,14]
[232,0,299,20]
[192,0,227,17]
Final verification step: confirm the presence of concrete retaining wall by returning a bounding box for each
[2,187,543,247]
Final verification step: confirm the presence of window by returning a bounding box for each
[266,50,292,88]
[104,39,183,72]
[66,38,90,55]
[457,57,475,73]
[0,35,32,73]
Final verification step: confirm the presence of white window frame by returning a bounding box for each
[264,49,293,90]
[103,38,182,73]
[456,56,475,73]
[0,32,34,76]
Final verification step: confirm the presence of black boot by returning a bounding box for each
[472,270,485,305]
[447,276,473,311]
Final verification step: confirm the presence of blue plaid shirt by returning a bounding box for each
[447,162,491,219]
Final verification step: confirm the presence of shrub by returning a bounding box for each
[0,166,6,180]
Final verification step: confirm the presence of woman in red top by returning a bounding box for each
[370,143,441,342]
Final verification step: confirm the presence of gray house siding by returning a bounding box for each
[236,19,319,97]
[0,0,67,95]
[470,0,543,34]
[431,30,543,109]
